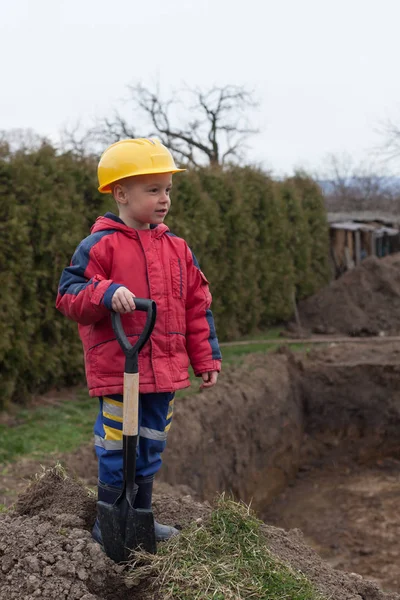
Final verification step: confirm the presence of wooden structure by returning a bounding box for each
[328,216,400,278]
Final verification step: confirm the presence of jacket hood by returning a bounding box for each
[91,212,169,239]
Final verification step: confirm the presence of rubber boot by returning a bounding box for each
[134,475,179,542]
[92,481,121,546]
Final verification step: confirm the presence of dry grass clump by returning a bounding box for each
[127,495,322,600]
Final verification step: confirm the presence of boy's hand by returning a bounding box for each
[111,287,136,313]
[200,371,218,390]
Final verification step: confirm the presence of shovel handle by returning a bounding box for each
[111,299,157,371]
[111,299,157,437]
[123,372,140,436]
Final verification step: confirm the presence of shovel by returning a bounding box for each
[97,298,157,562]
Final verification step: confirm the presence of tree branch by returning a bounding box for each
[72,82,259,167]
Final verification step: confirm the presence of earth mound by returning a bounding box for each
[0,467,210,600]
[1,463,399,599]
[295,254,400,336]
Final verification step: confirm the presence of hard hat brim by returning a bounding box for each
[98,167,186,194]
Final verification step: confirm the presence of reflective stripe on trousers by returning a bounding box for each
[94,392,174,487]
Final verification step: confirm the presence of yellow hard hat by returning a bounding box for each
[97,138,186,193]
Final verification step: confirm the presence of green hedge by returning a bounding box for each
[0,144,330,408]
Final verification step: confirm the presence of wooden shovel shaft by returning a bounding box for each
[123,372,139,436]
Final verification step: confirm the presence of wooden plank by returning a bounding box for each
[355,229,361,265]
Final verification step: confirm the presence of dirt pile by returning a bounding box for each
[263,525,400,600]
[0,467,210,600]
[0,468,125,600]
[1,466,399,600]
[295,254,400,335]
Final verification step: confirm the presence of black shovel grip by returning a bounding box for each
[111,299,157,369]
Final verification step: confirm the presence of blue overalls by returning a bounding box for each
[94,392,174,490]
[92,391,179,543]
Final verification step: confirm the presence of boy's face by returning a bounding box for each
[113,172,173,229]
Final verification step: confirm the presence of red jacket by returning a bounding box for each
[56,213,221,396]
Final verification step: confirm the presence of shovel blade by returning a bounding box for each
[97,498,157,563]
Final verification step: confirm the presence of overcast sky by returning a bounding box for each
[1,0,400,175]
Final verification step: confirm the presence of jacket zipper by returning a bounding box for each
[178,257,183,298]
[137,234,157,389]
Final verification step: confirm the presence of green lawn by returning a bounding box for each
[0,389,97,465]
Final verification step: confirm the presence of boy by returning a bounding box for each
[56,138,222,544]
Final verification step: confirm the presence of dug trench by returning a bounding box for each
[2,341,400,599]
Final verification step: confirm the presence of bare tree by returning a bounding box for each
[59,121,98,156]
[90,83,259,167]
[60,114,139,156]
[0,128,48,154]
[378,118,400,163]
[319,153,400,213]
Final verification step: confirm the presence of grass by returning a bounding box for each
[0,333,310,465]
[222,326,285,343]
[128,495,323,600]
[0,389,98,465]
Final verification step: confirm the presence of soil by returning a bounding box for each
[2,342,400,599]
[295,253,400,336]
[1,466,398,600]
[0,443,99,508]
[263,458,400,594]
[261,341,400,595]
[159,352,304,511]
[0,468,210,600]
